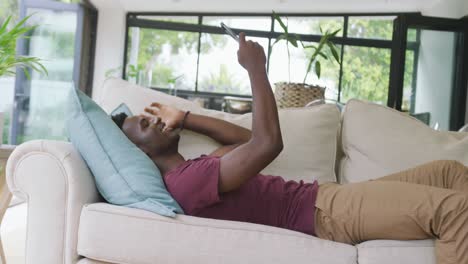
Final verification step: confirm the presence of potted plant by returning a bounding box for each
[0,15,47,145]
[270,11,341,108]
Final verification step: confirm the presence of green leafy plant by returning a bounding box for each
[271,11,340,84]
[302,27,340,83]
[0,15,47,78]
[104,66,122,79]
[126,64,142,79]
[167,74,183,86]
[105,64,143,82]
[270,11,300,82]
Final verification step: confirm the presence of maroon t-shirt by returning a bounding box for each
[164,154,319,236]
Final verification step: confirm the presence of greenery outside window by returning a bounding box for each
[348,16,395,40]
[273,16,344,36]
[125,13,419,108]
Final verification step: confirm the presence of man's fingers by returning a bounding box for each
[151,102,162,108]
[141,113,156,123]
[162,126,173,133]
[239,32,246,45]
[144,107,158,115]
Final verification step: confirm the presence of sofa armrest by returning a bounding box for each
[6,140,101,264]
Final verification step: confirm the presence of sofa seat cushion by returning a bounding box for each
[356,240,436,264]
[78,203,357,264]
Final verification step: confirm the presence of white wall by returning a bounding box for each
[414,30,456,131]
[91,4,126,100]
[422,0,468,18]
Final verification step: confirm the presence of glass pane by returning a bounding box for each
[348,16,395,40]
[136,15,198,24]
[402,50,415,112]
[0,0,19,23]
[198,34,267,95]
[274,16,343,36]
[268,40,341,101]
[1,1,19,143]
[341,46,391,105]
[407,28,418,42]
[402,29,457,131]
[0,77,14,144]
[126,27,199,90]
[203,16,271,31]
[15,8,77,144]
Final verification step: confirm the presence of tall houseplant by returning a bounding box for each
[270,11,341,108]
[0,14,47,144]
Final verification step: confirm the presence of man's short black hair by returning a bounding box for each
[111,112,128,130]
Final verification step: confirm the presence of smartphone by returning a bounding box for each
[220,22,239,42]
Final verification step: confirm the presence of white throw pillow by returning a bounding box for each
[339,99,468,183]
[99,78,340,184]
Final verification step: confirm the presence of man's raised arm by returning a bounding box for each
[218,32,283,193]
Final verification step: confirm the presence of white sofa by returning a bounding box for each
[6,78,468,264]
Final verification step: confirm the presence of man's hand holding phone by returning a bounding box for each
[237,32,266,74]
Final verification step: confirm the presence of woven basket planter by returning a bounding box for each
[274,82,325,108]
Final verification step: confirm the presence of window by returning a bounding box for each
[0,0,18,144]
[0,0,97,145]
[124,13,419,108]
[341,46,391,104]
[198,34,268,95]
[126,27,199,90]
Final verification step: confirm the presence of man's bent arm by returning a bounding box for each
[218,33,283,193]
[247,70,282,147]
[184,113,251,146]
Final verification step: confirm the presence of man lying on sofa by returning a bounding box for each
[112,32,468,264]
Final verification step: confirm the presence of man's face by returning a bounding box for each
[121,115,180,155]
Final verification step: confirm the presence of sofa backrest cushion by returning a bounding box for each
[68,87,184,217]
[98,78,340,184]
[339,99,468,183]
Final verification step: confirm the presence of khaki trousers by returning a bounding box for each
[315,160,468,264]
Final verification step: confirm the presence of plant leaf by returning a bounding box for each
[273,34,287,45]
[0,14,48,78]
[303,45,318,50]
[272,11,288,33]
[317,51,328,60]
[315,61,321,79]
[329,28,341,37]
[23,67,30,79]
[299,40,307,48]
[327,42,340,63]
[0,16,12,35]
[304,55,315,83]
[288,35,298,47]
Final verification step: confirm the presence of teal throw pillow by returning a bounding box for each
[67,88,184,217]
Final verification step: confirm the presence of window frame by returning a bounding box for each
[123,12,420,106]
[389,14,468,130]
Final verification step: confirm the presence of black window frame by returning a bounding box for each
[123,12,420,106]
[390,14,468,130]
